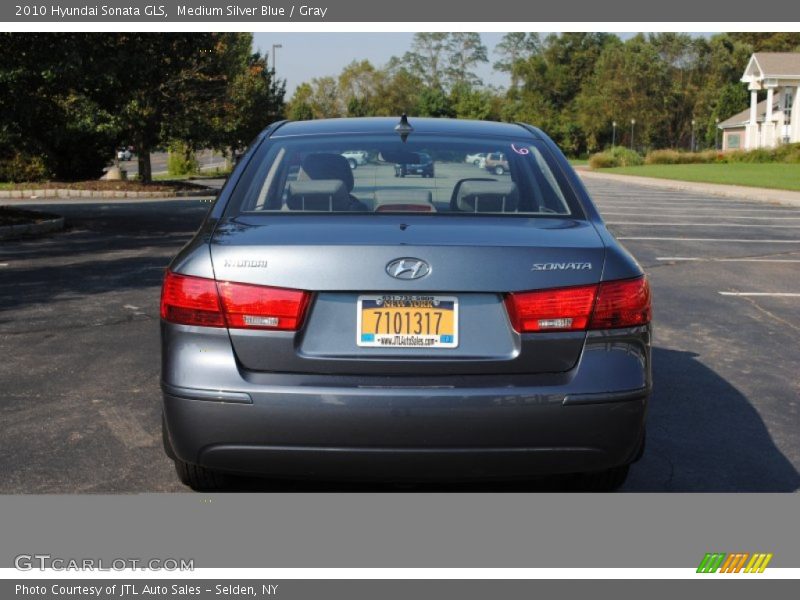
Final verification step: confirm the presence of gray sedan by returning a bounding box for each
[160,117,651,491]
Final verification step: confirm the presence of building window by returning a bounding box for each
[785,92,794,112]
[727,133,741,149]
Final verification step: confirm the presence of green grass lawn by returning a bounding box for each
[601,163,800,191]
[568,158,589,166]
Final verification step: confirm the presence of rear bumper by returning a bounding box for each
[161,324,651,481]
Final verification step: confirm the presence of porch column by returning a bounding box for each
[764,86,774,147]
[791,85,800,143]
[776,87,785,144]
[747,89,759,149]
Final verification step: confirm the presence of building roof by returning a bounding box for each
[717,96,792,129]
[752,52,800,77]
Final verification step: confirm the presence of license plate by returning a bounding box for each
[357,295,458,348]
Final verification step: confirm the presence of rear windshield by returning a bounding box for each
[226,133,581,217]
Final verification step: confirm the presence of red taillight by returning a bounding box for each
[160,271,310,331]
[217,280,310,330]
[160,271,226,327]
[589,276,651,329]
[505,284,597,332]
[505,276,651,333]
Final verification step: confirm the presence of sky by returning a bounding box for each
[252,32,515,95]
[252,32,715,98]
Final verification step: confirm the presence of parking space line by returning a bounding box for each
[596,204,798,213]
[601,212,800,220]
[608,221,800,228]
[657,257,800,263]
[619,237,800,243]
[719,292,800,297]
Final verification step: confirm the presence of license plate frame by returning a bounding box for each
[356,294,458,349]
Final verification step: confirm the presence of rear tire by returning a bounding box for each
[174,459,234,492]
[570,464,630,492]
[347,158,357,170]
[164,413,234,491]
[161,413,176,460]
[494,165,505,175]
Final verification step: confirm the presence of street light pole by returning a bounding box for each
[630,119,636,152]
[612,121,617,147]
[715,118,720,150]
[271,43,283,73]
[691,119,696,152]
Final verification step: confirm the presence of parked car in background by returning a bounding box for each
[341,150,369,169]
[465,152,487,167]
[117,148,133,161]
[160,117,651,492]
[394,151,434,177]
[485,152,509,175]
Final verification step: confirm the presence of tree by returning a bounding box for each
[728,33,800,52]
[222,52,286,150]
[507,32,617,153]
[0,34,120,180]
[575,35,673,151]
[307,76,342,118]
[286,83,315,120]
[0,33,285,182]
[372,66,424,116]
[445,33,489,88]
[416,88,454,118]
[338,60,380,115]
[109,33,256,182]
[401,33,450,90]
[450,83,496,121]
[493,33,541,90]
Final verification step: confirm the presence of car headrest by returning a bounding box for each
[456,181,519,213]
[287,180,350,211]
[298,153,354,192]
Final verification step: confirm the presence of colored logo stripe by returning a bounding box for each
[745,553,773,573]
[697,552,773,573]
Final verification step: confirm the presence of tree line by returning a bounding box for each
[0,33,285,182]
[286,32,800,157]
[2,32,799,183]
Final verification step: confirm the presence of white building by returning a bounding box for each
[718,52,800,150]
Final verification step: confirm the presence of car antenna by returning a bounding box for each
[395,114,413,142]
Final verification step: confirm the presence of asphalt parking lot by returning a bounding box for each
[1,171,798,493]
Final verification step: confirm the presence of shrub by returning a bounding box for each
[645,149,723,165]
[167,142,200,177]
[728,148,775,163]
[589,146,644,169]
[781,147,800,164]
[588,152,615,169]
[0,152,51,182]
[775,143,800,164]
[645,149,682,165]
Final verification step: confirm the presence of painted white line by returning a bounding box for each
[619,237,800,243]
[597,204,798,213]
[657,257,800,263]
[0,263,8,267]
[608,221,800,228]
[602,212,800,220]
[719,292,800,297]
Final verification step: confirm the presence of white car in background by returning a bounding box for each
[465,152,487,168]
[341,150,369,169]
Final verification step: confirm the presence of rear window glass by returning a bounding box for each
[227,133,580,217]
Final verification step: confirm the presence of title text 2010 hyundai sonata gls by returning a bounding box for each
[160,117,651,491]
